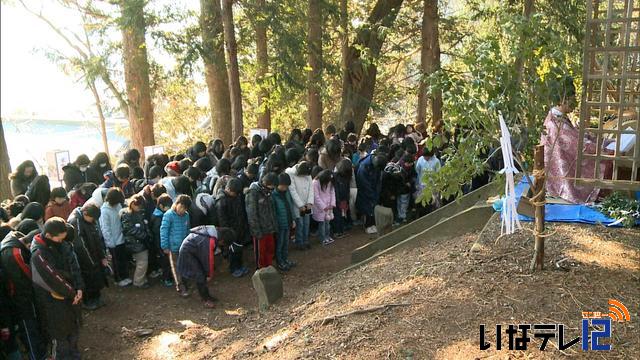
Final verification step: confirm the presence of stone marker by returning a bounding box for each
[252,266,283,311]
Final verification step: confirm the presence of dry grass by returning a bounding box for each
[92,219,640,359]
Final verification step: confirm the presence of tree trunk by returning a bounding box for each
[0,118,12,201]
[514,0,535,86]
[119,0,155,155]
[222,0,244,140]
[255,0,271,131]
[416,0,442,130]
[200,0,233,146]
[339,0,404,134]
[340,0,348,78]
[515,0,535,130]
[307,0,323,131]
[88,80,110,155]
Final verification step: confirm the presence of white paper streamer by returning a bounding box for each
[498,114,522,235]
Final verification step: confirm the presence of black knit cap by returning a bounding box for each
[16,219,40,235]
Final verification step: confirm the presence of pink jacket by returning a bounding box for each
[312,179,336,222]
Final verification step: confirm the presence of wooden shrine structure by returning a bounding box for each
[577,0,640,190]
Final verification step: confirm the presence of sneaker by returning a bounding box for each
[149,270,162,279]
[135,282,150,289]
[322,238,334,246]
[82,299,98,311]
[231,269,245,278]
[203,300,216,309]
[276,263,290,272]
[163,279,174,288]
[286,260,297,268]
[178,285,190,298]
[365,226,378,234]
[241,267,250,276]
[335,233,346,239]
[117,278,133,287]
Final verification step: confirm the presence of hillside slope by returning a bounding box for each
[132,220,639,359]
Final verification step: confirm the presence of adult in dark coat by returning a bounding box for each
[67,204,107,310]
[245,174,278,269]
[118,149,142,173]
[10,160,38,197]
[207,139,225,166]
[30,219,84,359]
[144,153,170,179]
[216,179,249,276]
[62,154,99,192]
[88,152,112,184]
[380,162,404,219]
[21,202,45,227]
[187,141,207,162]
[0,228,47,360]
[356,153,387,229]
[177,225,218,308]
[25,175,51,207]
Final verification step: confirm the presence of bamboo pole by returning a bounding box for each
[530,144,545,271]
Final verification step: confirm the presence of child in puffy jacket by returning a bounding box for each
[312,170,336,246]
[120,194,151,289]
[160,195,191,296]
[100,188,131,287]
[271,173,298,272]
[151,194,174,287]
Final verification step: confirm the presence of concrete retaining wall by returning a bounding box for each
[350,182,499,264]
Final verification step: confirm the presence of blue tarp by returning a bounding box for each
[498,179,621,225]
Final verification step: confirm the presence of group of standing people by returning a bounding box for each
[0,120,454,359]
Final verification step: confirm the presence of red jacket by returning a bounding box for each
[44,201,73,221]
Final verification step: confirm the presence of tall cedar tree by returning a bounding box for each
[200,0,233,145]
[255,0,271,131]
[340,0,349,88]
[119,0,156,154]
[339,0,404,134]
[416,0,442,130]
[222,0,244,140]
[0,118,11,200]
[307,0,323,131]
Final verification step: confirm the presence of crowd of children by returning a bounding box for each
[0,121,479,359]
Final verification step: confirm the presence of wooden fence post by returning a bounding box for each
[530,144,545,271]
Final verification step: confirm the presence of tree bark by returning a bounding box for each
[340,0,348,79]
[119,0,155,155]
[88,80,110,155]
[416,0,442,130]
[338,0,404,134]
[514,0,535,87]
[0,118,12,201]
[200,0,233,145]
[222,0,243,140]
[307,0,323,131]
[255,0,271,131]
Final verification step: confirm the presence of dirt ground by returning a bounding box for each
[80,219,640,359]
[79,228,374,359]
